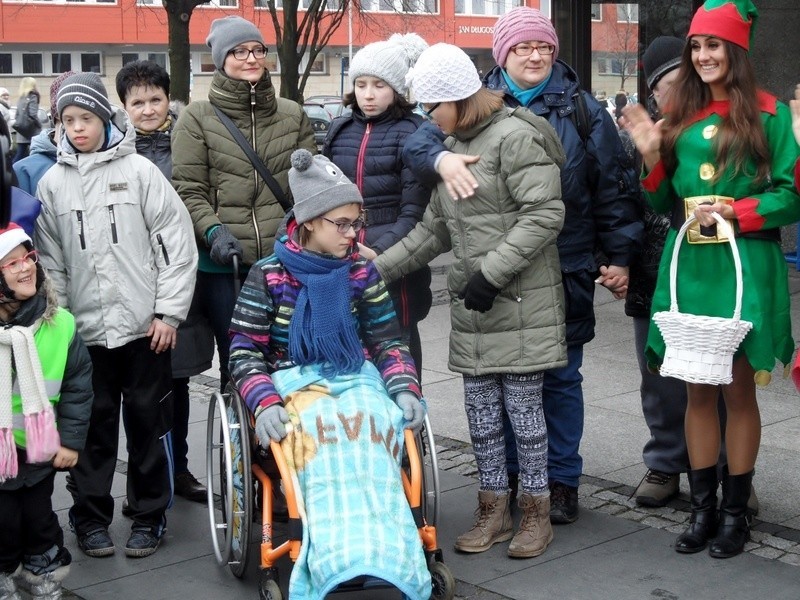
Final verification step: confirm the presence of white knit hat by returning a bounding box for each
[349,33,428,95]
[0,223,31,262]
[406,43,482,103]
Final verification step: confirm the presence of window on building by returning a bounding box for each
[199,53,217,74]
[198,0,237,7]
[0,54,11,75]
[617,3,638,22]
[81,53,102,73]
[122,53,140,66]
[591,4,602,21]
[454,0,521,16]
[22,54,43,75]
[147,53,168,69]
[52,53,72,73]
[597,56,636,76]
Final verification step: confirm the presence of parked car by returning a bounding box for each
[302,101,333,151]
[305,95,351,119]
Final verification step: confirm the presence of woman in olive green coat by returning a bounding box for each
[374,44,566,560]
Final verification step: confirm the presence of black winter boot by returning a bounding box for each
[674,466,718,554]
[708,469,753,559]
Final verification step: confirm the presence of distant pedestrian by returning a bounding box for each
[622,0,800,558]
[376,43,567,559]
[116,59,213,505]
[35,72,198,559]
[12,78,42,164]
[0,223,93,600]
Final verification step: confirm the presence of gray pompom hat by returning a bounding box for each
[206,16,266,71]
[349,33,428,95]
[289,150,363,225]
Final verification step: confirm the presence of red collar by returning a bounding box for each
[685,90,777,127]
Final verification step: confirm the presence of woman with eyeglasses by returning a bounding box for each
[173,16,316,392]
[229,150,430,598]
[401,7,642,526]
[322,34,433,376]
[375,43,566,560]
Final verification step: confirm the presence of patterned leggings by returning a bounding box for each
[463,372,548,496]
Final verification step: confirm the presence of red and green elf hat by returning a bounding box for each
[687,0,758,51]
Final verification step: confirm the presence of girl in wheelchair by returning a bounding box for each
[228,149,431,599]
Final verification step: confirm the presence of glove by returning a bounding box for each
[255,404,290,445]
[209,225,244,266]
[396,391,425,433]
[458,271,500,313]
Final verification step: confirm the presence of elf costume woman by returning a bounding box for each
[622,0,800,559]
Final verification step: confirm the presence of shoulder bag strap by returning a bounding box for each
[213,106,292,213]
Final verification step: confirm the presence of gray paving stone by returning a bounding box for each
[751,546,786,560]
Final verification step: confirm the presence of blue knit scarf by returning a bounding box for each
[273,239,365,377]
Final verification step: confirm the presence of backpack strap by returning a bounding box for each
[569,91,591,145]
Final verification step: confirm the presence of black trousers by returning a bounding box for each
[0,468,62,573]
[68,337,173,535]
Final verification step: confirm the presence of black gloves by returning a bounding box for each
[209,225,244,266]
[459,271,500,313]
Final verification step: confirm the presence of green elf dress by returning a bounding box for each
[642,91,800,384]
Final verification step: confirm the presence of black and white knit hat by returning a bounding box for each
[289,150,363,225]
[56,72,113,124]
[349,33,428,95]
[642,36,685,90]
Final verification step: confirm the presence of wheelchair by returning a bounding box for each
[206,384,456,600]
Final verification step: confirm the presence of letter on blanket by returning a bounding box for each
[338,412,364,441]
[370,416,401,460]
[316,415,338,444]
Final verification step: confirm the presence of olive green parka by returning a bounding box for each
[375,107,568,375]
[172,70,316,269]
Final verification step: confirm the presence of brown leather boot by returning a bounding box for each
[454,490,513,553]
[508,493,554,558]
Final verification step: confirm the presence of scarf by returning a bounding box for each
[135,115,172,137]
[502,68,553,107]
[273,239,365,377]
[0,322,60,482]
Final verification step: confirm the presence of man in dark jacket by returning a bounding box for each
[116,60,213,505]
[402,7,643,524]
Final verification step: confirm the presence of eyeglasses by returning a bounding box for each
[0,250,38,274]
[320,217,365,234]
[510,43,555,57]
[228,46,268,61]
[417,102,441,120]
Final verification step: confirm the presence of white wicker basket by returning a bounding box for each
[653,213,753,385]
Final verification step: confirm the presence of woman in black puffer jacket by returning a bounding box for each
[323,33,433,374]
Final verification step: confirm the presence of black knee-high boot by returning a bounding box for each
[708,469,753,558]
[675,466,718,554]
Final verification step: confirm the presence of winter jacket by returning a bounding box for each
[13,91,42,144]
[12,128,57,195]
[35,107,198,349]
[376,107,567,376]
[403,61,643,345]
[0,279,93,491]
[132,108,213,379]
[172,70,317,271]
[229,216,421,416]
[323,109,433,327]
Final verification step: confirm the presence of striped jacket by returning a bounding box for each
[229,222,421,417]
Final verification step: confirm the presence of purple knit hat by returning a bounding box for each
[492,7,559,68]
[49,71,76,124]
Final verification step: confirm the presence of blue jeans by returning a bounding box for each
[504,345,584,488]
[195,270,246,390]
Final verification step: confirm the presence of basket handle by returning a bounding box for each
[668,212,744,320]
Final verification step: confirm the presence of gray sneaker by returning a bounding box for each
[634,470,679,507]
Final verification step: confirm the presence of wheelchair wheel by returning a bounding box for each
[417,413,441,527]
[206,386,253,577]
[258,575,282,600]
[429,560,456,600]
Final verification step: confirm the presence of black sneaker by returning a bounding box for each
[549,481,579,524]
[124,527,161,558]
[76,528,115,558]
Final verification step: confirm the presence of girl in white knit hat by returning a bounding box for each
[374,43,567,559]
[0,223,93,600]
[323,33,433,377]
